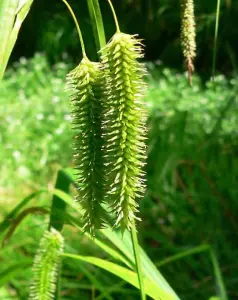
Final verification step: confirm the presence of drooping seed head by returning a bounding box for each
[29,229,64,300]
[66,57,106,236]
[102,32,147,232]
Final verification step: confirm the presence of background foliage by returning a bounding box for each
[10,0,238,76]
[1,0,238,299]
[0,54,237,298]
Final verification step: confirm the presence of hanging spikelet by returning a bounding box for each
[102,32,147,232]
[181,0,196,84]
[66,57,106,235]
[29,229,64,300]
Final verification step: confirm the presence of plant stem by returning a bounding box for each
[107,0,120,32]
[62,0,86,57]
[131,225,146,300]
[212,0,221,82]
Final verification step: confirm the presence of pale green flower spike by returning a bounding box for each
[67,57,106,235]
[63,0,106,236]
[181,0,196,84]
[102,32,147,233]
[29,229,64,300]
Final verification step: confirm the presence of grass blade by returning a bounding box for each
[212,0,221,81]
[0,190,46,235]
[209,248,228,300]
[0,0,34,80]
[62,253,175,300]
[49,169,71,231]
[1,206,48,247]
[131,226,146,300]
[86,0,106,53]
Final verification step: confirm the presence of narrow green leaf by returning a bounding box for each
[86,0,106,53]
[0,190,45,235]
[67,214,133,269]
[2,206,48,247]
[156,245,210,267]
[0,0,34,80]
[209,249,228,300]
[62,253,176,300]
[131,226,146,300]
[212,0,221,81]
[49,169,71,231]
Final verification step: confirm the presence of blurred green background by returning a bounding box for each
[0,0,238,299]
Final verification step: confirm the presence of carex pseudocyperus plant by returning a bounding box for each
[181,0,196,85]
[64,0,147,236]
[63,0,106,236]
[101,1,147,233]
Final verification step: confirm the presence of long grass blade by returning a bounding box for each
[62,253,175,300]
[131,226,146,300]
[0,0,34,80]
[209,248,228,300]
[0,190,46,235]
[86,0,106,53]
[49,169,70,231]
[212,0,221,81]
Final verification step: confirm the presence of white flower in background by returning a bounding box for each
[64,114,71,121]
[56,127,63,135]
[36,113,44,120]
[19,57,27,65]
[52,96,60,103]
[13,151,21,160]
[17,166,30,178]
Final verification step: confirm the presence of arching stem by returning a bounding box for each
[62,0,87,57]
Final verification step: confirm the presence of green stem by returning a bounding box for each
[107,0,120,32]
[212,0,221,82]
[131,225,146,300]
[62,0,86,57]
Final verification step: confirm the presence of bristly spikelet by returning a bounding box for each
[66,57,106,235]
[102,32,147,232]
[29,229,64,300]
[181,0,196,84]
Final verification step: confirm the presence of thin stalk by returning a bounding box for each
[212,0,221,82]
[106,0,120,32]
[131,225,146,300]
[87,0,106,52]
[156,245,210,267]
[209,248,228,300]
[62,0,86,57]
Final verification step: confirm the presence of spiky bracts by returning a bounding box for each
[102,32,147,232]
[181,0,196,84]
[29,229,64,300]
[66,57,105,235]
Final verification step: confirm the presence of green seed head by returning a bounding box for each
[102,32,147,232]
[67,57,106,236]
[29,229,64,300]
[181,0,196,84]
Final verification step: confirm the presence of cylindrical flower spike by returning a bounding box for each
[67,57,106,235]
[102,32,147,232]
[29,229,64,300]
[181,0,196,84]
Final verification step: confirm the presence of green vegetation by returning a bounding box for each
[1,0,237,299]
[1,55,237,299]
